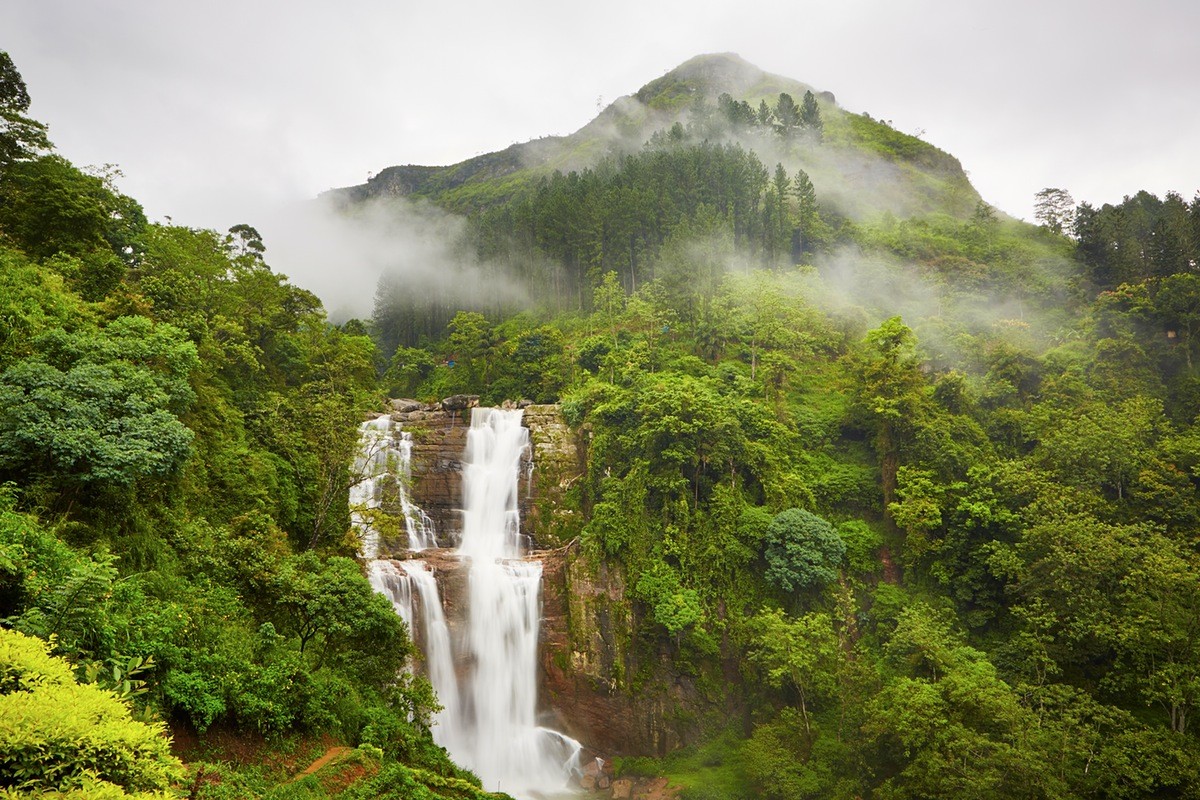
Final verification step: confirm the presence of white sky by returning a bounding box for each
[7,0,1199,288]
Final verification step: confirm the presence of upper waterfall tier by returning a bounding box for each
[350,414,437,557]
[457,407,531,561]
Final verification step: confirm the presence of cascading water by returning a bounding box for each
[351,409,581,799]
[351,414,436,559]
[450,408,581,795]
[350,416,391,560]
[397,559,461,734]
[367,559,415,631]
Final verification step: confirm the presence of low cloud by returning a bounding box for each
[259,195,529,323]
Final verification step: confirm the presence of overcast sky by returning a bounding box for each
[7,0,1198,303]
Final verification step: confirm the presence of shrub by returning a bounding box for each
[0,628,184,794]
[763,509,845,593]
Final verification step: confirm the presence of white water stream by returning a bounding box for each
[353,410,581,798]
[351,415,436,559]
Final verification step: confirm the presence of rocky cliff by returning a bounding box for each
[387,399,581,549]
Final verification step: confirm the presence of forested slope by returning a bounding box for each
[356,57,1200,800]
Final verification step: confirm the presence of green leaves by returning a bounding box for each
[0,51,50,167]
[0,628,185,794]
[0,318,196,488]
[763,508,845,594]
[634,560,702,636]
[269,553,408,679]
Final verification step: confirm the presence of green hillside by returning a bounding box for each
[3,44,1200,800]
[327,53,977,220]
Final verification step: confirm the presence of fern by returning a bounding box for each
[15,551,116,657]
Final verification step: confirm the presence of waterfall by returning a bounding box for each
[398,560,461,735]
[352,408,581,799]
[367,559,415,631]
[451,408,581,796]
[351,414,436,558]
[350,416,391,560]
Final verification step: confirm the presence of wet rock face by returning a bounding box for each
[392,401,581,548]
[539,545,709,758]
[391,405,470,546]
[521,404,585,548]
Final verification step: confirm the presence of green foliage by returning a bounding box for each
[4,46,1200,797]
[0,50,51,167]
[0,156,145,265]
[1075,190,1200,289]
[836,519,882,576]
[0,317,197,493]
[326,761,499,800]
[270,553,409,677]
[0,627,184,794]
[762,509,845,593]
[743,709,851,800]
[634,560,702,636]
[749,609,839,736]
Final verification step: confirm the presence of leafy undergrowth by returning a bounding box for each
[615,732,752,800]
[182,743,512,800]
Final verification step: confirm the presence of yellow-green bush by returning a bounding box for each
[0,628,184,795]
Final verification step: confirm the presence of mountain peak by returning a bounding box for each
[635,53,825,111]
[663,52,762,86]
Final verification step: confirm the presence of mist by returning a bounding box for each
[258,194,529,324]
[804,239,1075,371]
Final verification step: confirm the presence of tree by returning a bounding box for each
[792,169,818,257]
[725,271,804,383]
[864,605,1057,799]
[634,559,703,638]
[593,270,625,350]
[1015,513,1200,734]
[852,318,926,523]
[0,627,185,795]
[1034,396,1161,501]
[768,163,793,260]
[763,508,845,593]
[1033,187,1075,235]
[445,311,496,390]
[757,99,774,127]
[800,91,823,138]
[270,553,408,682]
[0,318,197,496]
[226,222,266,261]
[0,50,50,166]
[1156,272,1200,371]
[774,93,801,137]
[749,608,839,737]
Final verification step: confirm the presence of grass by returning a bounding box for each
[613,731,754,800]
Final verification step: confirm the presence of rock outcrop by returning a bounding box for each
[539,543,724,757]
[388,403,470,547]
[521,404,585,548]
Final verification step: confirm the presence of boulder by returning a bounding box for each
[389,398,423,413]
[440,394,479,411]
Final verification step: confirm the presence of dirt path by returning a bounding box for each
[295,746,351,779]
